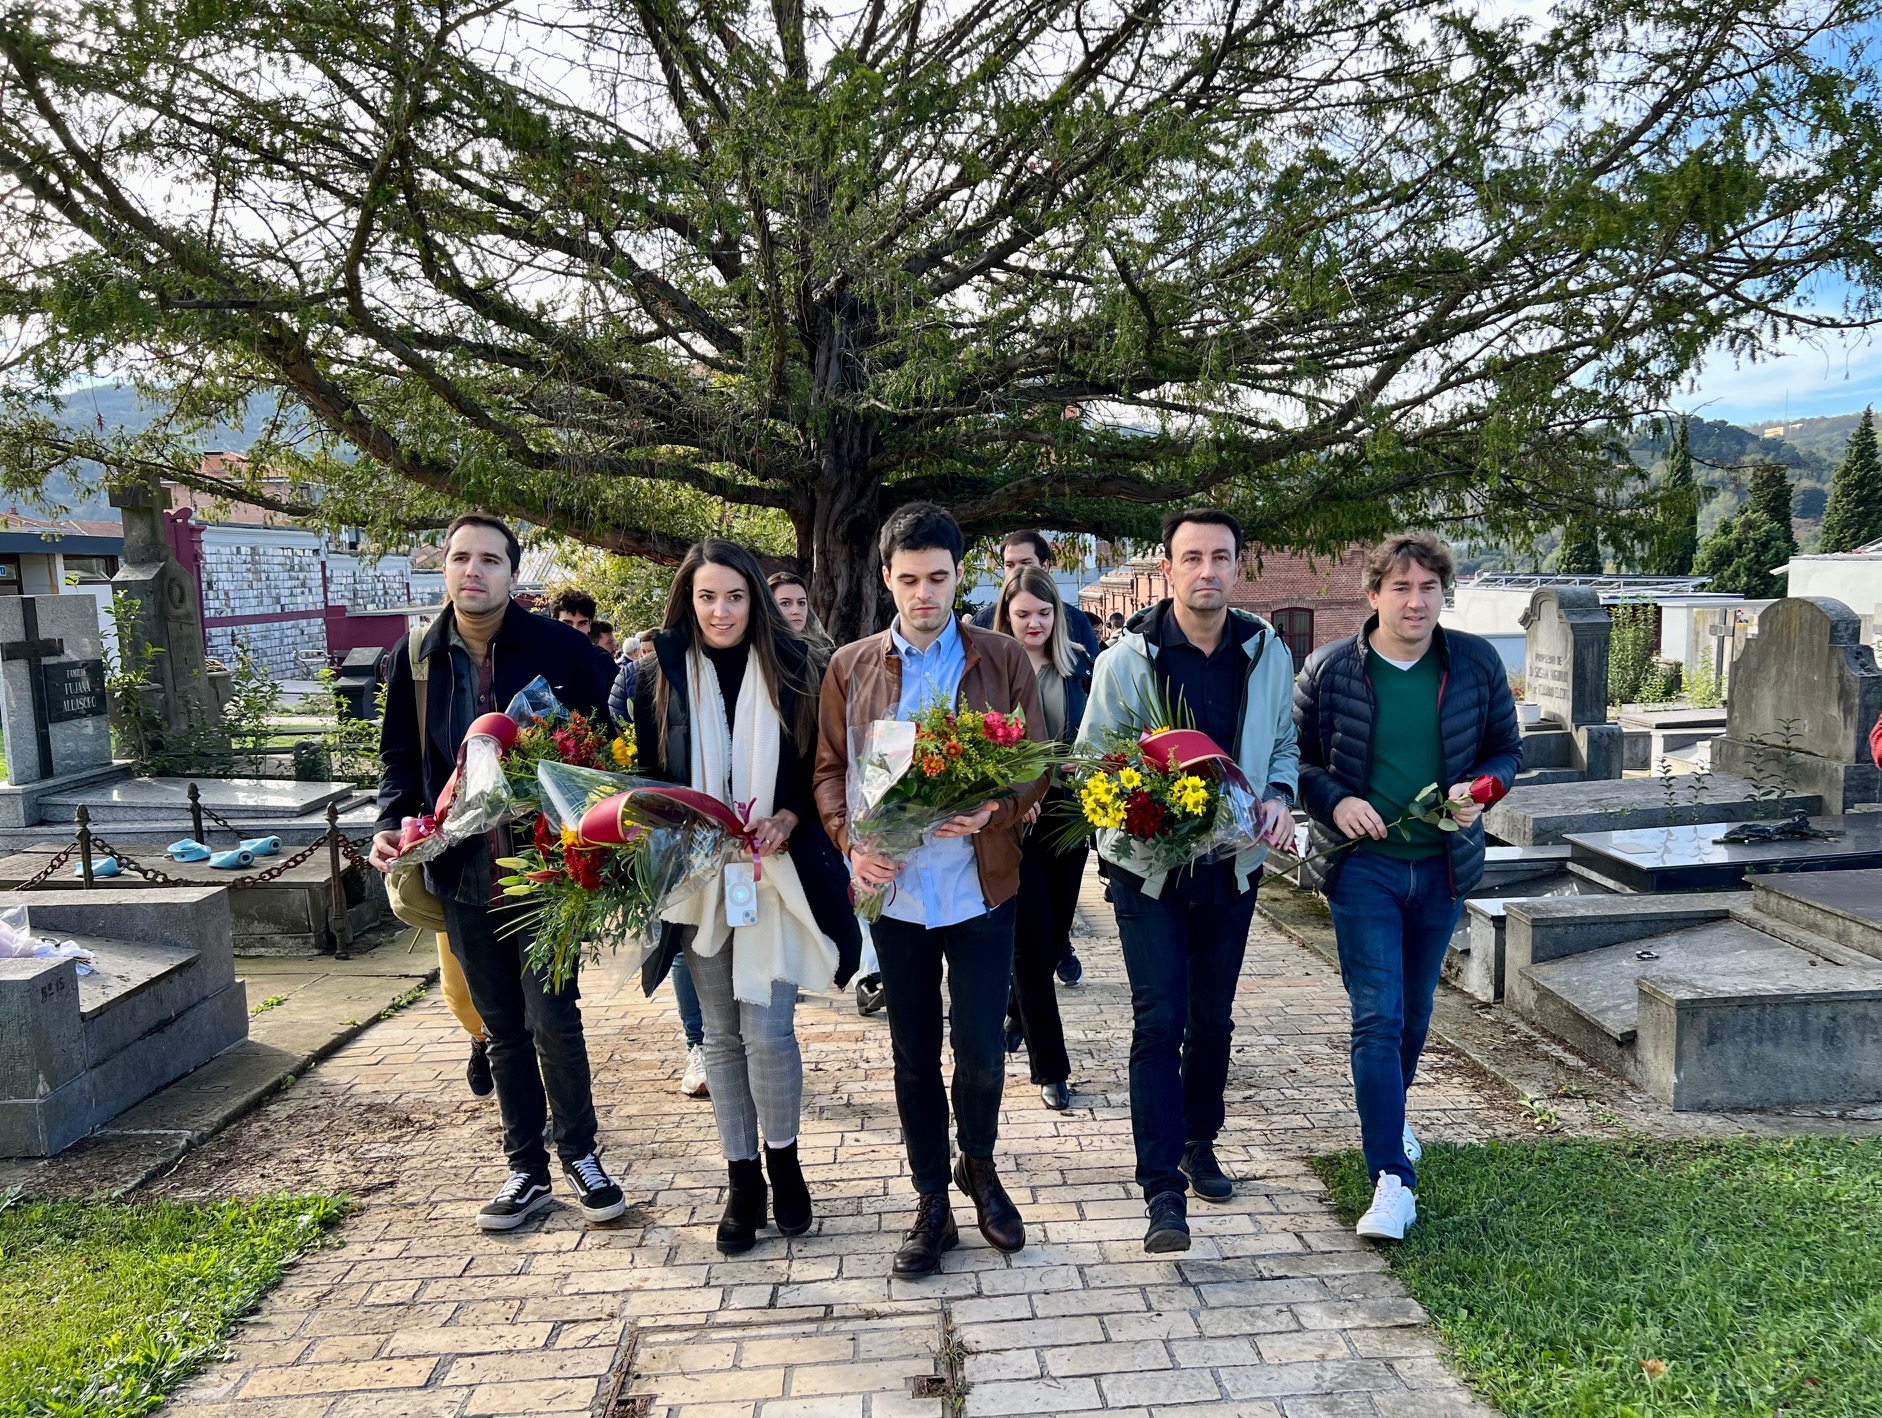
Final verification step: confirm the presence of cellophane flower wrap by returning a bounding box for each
[438,677,607,847]
[846,702,1056,921]
[497,761,751,988]
[1058,719,1262,876]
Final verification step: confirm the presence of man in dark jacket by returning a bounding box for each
[369,513,626,1233]
[1293,531,1521,1243]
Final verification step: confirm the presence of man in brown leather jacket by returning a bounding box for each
[815,502,1048,1278]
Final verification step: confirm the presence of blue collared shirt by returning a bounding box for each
[882,615,986,928]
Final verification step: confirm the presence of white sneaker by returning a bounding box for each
[681,1044,710,1098]
[1403,1122,1422,1164]
[1355,1175,1417,1241]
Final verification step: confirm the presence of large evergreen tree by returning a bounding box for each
[1645,418,1701,575]
[3,1,1882,637]
[1555,521,1604,575]
[1819,408,1882,553]
[1695,463,1797,597]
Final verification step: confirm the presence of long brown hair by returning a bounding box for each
[655,539,820,762]
[994,566,1076,679]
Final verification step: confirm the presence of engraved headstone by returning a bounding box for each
[1712,597,1882,811]
[0,595,112,785]
[1521,587,1611,727]
[109,476,215,743]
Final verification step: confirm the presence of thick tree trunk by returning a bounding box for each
[808,418,885,645]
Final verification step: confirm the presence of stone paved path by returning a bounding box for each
[161,868,1527,1417]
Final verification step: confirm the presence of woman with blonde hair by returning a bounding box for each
[994,566,1092,1109]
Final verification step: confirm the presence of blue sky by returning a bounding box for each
[1682,329,1882,425]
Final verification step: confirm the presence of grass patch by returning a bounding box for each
[1315,1136,1882,1417]
[0,1190,343,1417]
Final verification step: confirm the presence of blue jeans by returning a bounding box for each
[1111,872,1259,1200]
[670,949,704,1048]
[1327,851,1462,1189]
[871,901,1017,1194]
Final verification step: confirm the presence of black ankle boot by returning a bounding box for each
[765,1142,813,1237]
[716,1157,768,1255]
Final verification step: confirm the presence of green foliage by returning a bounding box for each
[1554,521,1603,575]
[1694,464,1797,597]
[1607,603,1665,705]
[4,0,1880,639]
[1819,407,1882,553]
[1315,1135,1882,1417]
[1687,659,1723,708]
[541,540,688,638]
[1644,418,1701,575]
[102,591,167,773]
[0,1193,343,1417]
[298,671,385,787]
[221,646,283,760]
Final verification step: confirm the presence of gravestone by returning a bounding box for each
[0,596,131,828]
[109,477,217,746]
[1712,598,1882,811]
[1520,587,1622,780]
[1564,814,1882,893]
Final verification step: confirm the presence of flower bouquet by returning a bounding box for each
[1058,722,1263,876]
[497,761,754,987]
[846,702,1056,920]
[1291,774,1508,868]
[437,678,607,847]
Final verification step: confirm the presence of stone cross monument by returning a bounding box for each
[109,476,215,742]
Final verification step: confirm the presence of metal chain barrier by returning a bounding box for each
[56,830,339,892]
[9,841,79,891]
[200,801,243,837]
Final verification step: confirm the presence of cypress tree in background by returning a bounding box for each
[1819,407,1882,553]
[1555,521,1603,574]
[1646,417,1700,575]
[1695,463,1796,597]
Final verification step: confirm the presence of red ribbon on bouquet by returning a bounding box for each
[1138,728,1256,791]
[575,784,766,879]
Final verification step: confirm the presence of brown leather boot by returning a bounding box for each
[952,1154,1025,1253]
[891,1192,958,1278]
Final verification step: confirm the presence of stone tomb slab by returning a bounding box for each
[1565,815,1882,893]
[36,776,359,826]
[0,887,245,1156]
[1747,868,1882,962]
[0,846,380,957]
[1486,773,1821,846]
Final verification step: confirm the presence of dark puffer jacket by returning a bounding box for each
[1293,619,1522,897]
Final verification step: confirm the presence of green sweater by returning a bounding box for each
[1363,647,1446,859]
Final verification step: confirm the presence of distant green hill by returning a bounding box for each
[20,384,273,521]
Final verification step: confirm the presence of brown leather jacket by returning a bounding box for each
[815,620,1049,909]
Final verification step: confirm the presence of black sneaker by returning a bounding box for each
[1145,1191,1190,1253]
[466,1040,493,1097]
[1056,949,1083,986]
[563,1152,626,1224]
[1181,1141,1234,1202]
[477,1170,552,1231]
[855,973,886,1016]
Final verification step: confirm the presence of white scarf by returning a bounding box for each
[660,645,838,1004]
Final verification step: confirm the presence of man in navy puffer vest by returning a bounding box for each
[1293,532,1521,1242]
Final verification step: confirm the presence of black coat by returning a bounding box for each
[632,628,862,994]
[375,601,614,900]
[1292,619,1523,897]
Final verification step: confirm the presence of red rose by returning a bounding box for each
[1123,790,1166,838]
[1468,775,1506,807]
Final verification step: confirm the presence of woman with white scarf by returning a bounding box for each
[634,540,862,1254]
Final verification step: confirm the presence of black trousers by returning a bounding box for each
[1009,836,1087,1084]
[872,900,1017,1194]
[442,896,599,1176]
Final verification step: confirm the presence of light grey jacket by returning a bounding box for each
[1076,603,1300,898]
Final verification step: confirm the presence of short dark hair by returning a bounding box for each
[443,513,521,572]
[1160,507,1243,557]
[1365,531,1455,594]
[879,501,964,566]
[592,620,612,637]
[1000,530,1054,565]
[549,587,598,621]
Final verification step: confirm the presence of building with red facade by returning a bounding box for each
[1079,544,1372,668]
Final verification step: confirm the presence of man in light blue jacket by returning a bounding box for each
[1078,508,1299,1254]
